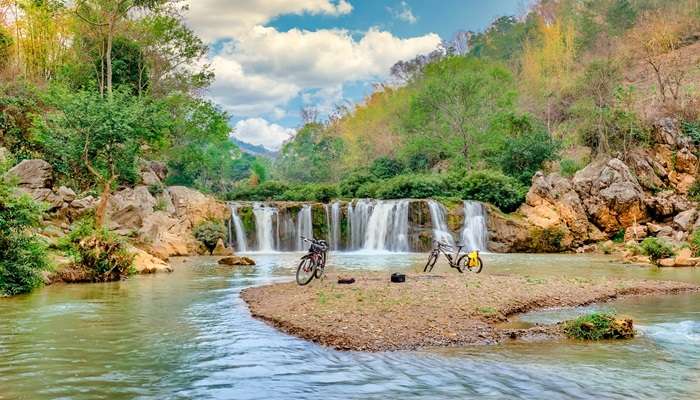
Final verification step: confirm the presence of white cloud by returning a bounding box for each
[207,27,440,116]
[186,0,353,41]
[389,1,418,24]
[233,118,295,150]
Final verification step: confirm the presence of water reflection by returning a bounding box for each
[0,253,698,399]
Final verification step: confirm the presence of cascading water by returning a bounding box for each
[348,199,373,250]
[461,201,488,251]
[253,203,277,252]
[362,200,410,252]
[229,204,248,252]
[296,205,313,251]
[427,200,455,246]
[330,202,341,251]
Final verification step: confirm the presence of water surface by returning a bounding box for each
[1,253,699,399]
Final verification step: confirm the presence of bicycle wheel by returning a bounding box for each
[466,256,483,273]
[424,252,438,272]
[296,257,317,286]
[314,253,326,279]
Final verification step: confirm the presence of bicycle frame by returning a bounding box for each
[432,242,465,268]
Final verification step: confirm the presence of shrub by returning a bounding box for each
[0,172,49,296]
[529,227,566,252]
[689,230,700,257]
[193,220,227,254]
[338,170,376,198]
[611,229,625,243]
[458,170,527,212]
[640,237,675,264]
[688,180,700,202]
[563,312,634,340]
[61,218,134,281]
[226,181,289,201]
[373,174,447,199]
[560,158,585,177]
[682,120,700,145]
[498,128,560,185]
[280,183,338,202]
[370,157,404,179]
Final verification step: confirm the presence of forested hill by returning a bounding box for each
[230,0,700,212]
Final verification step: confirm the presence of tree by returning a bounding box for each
[73,0,166,97]
[42,89,168,226]
[275,123,344,182]
[404,57,516,166]
[0,165,49,296]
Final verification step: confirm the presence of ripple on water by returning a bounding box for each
[1,253,700,400]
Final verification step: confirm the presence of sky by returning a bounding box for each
[184,0,527,150]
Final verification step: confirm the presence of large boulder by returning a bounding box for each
[645,190,691,219]
[572,158,648,233]
[485,206,533,253]
[129,246,173,274]
[218,256,256,266]
[138,211,193,259]
[107,186,157,231]
[168,186,228,227]
[519,172,591,248]
[675,148,698,174]
[5,159,53,189]
[673,209,698,232]
[628,149,667,191]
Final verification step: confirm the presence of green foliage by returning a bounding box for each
[95,36,148,95]
[0,82,46,159]
[0,27,13,70]
[403,57,517,166]
[60,218,134,281]
[275,123,344,182]
[606,0,638,36]
[559,158,586,177]
[39,88,169,190]
[564,312,634,340]
[0,172,49,296]
[226,181,290,201]
[280,183,338,203]
[459,171,527,213]
[690,230,700,257]
[497,115,560,185]
[640,237,675,264]
[468,15,538,63]
[370,157,404,179]
[682,121,700,145]
[338,170,377,198]
[529,227,566,253]
[372,174,446,199]
[688,180,700,202]
[611,229,626,243]
[193,220,227,254]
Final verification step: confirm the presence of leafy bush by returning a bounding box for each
[563,312,634,340]
[338,171,376,198]
[689,230,700,257]
[681,120,700,145]
[458,170,527,212]
[226,181,289,201]
[0,172,49,296]
[498,118,560,185]
[529,227,566,252]
[640,237,675,264]
[370,157,404,179]
[559,158,585,178]
[193,220,227,254]
[61,218,134,281]
[373,174,446,199]
[688,180,700,202]
[611,229,626,243]
[280,183,338,203]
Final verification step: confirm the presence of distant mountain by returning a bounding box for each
[231,138,278,158]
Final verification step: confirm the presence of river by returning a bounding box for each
[1,253,699,399]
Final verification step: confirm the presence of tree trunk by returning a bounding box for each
[94,177,115,228]
[106,19,114,97]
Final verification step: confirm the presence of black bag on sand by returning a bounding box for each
[391,273,406,283]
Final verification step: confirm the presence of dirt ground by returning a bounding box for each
[241,272,698,351]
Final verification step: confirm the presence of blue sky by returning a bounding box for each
[184,0,526,150]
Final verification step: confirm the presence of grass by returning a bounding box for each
[563,312,635,340]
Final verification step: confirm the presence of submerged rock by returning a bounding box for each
[212,239,234,256]
[219,256,256,266]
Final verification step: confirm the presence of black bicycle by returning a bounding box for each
[296,237,329,286]
[424,241,483,273]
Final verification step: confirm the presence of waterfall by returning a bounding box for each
[296,205,313,251]
[362,200,410,252]
[253,203,277,252]
[461,201,488,251]
[348,199,373,250]
[427,200,455,246]
[330,202,341,251]
[229,204,248,252]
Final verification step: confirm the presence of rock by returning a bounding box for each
[576,244,597,253]
[674,209,698,232]
[659,258,675,267]
[520,172,590,248]
[647,223,665,235]
[138,211,192,259]
[129,246,173,274]
[107,186,157,231]
[212,238,234,256]
[653,117,680,147]
[656,225,675,240]
[148,161,168,181]
[573,158,647,233]
[21,187,64,210]
[168,186,228,227]
[675,148,698,174]
[624,225,648,242]
[57,186,76,203]
[141,170,161,186]
[628,149,666,191]
[485,205,533,252]
[645,191,691,219]
[674,248,695,267]
[5,159,53,189]
[218,256,256,266]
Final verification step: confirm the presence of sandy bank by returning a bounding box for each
[242,272,698,351]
